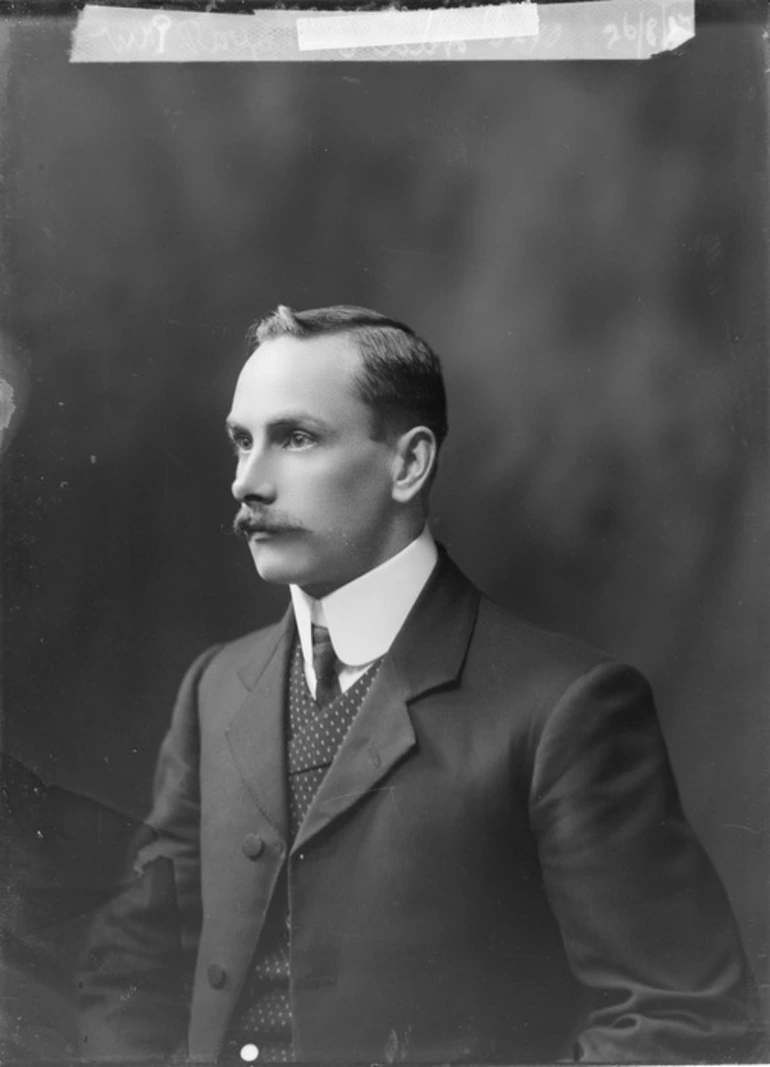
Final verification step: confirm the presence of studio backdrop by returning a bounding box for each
[1,7,767,1018]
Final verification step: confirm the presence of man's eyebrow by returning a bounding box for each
[225,413,331,436]
[225,418,246,437]
[267,412,330,433]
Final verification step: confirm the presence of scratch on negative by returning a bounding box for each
[161,446,196,476]
[0,377,16,443]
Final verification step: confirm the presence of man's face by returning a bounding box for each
[228,333,400,598]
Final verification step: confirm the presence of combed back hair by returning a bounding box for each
[247,305,448,449]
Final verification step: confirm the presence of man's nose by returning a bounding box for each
[231,448,277,504]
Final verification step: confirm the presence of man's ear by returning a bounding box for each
[391,426,438,503]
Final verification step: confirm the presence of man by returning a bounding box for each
[79,305,760,1064]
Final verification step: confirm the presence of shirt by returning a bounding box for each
[289,526,438,697]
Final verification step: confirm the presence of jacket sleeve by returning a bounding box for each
[77,644,222,1060]
[528,661,763,1063]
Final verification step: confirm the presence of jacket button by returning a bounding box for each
[242,833,265,859]
[207,962,227,989]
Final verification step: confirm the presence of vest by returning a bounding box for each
[223,639,381,1061]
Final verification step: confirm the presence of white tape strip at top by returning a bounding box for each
[70,1,695,63]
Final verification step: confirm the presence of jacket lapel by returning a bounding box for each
[225,609,295,843]
[292,551,480,854]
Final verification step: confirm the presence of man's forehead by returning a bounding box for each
[230,332,365,421]
[241,331,361,381]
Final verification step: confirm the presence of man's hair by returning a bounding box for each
[247,305,448,449]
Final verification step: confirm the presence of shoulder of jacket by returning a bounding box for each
[476,594,609,667]
[470,595,655,768]
[471,592,618,699]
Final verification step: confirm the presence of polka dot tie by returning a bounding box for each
[225,639,381,1062]
[311,624,342,707]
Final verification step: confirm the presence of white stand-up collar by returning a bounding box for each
[290,526,438,670]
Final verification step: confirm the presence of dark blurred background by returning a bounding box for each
[1,4,767,1033]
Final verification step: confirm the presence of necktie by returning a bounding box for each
[311,624,342,707]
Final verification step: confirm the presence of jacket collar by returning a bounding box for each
[386,545,479,701]
[227,549,480,848]
[236,607,294,693]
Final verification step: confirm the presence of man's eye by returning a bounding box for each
[231,434,252,453]
[284,430,314,450]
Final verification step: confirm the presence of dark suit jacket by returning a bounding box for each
[79,553,760,1063]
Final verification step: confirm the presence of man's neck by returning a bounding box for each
[299,516,427,601]
[290,525,438,672]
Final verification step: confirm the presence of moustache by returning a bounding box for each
[232,508,304,539]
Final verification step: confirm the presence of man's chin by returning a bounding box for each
[248,538,308,587]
